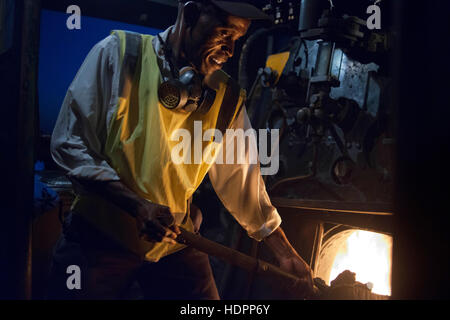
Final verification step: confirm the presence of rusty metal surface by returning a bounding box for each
[272,197,393,215]
[272,197,394,235]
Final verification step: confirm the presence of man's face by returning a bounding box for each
[184,6,250,76]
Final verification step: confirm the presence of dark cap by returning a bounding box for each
[179,0,271,21]
[211,1,271,20]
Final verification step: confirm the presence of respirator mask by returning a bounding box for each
[157,1,217,114]
[158,65,217,114]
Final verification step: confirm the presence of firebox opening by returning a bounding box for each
[315,229,393,296]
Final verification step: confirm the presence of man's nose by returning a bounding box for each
[221,40,235,57]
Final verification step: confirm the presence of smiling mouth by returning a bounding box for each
[200,55,227,75]
[212,58,225,66]
[209,56,227,67]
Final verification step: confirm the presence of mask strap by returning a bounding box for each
[157,33,179,79]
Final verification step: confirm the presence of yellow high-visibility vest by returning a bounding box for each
[71,30,245,262]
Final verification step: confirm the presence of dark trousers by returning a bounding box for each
[47,213,219,300]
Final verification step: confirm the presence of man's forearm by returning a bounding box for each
[71,178,146,217]
[264,226,298,260]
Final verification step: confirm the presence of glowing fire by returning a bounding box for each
[329,230,393,296]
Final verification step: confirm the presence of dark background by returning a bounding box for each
[393,0,450,299]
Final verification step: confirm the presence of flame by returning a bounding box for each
[329,230,393,296]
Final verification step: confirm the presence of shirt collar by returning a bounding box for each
[152,26,174,81]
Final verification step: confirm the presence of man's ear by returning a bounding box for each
[183,1,201,27]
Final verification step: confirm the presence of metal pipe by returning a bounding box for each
[298,0,328,31]
[16,0,41,299]
[310,223,324,277]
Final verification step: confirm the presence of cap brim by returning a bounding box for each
[211,1,272,21]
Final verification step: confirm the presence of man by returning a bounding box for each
[48,0,314,299]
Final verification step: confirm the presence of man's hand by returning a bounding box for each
[264,227,315,297]
[278,251,313,279]
[135,201,181,244]
[277,252,314,290]
[71,178,181,244]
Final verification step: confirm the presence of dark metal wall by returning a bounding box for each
[392,0,450,300]
[0,0,41,299]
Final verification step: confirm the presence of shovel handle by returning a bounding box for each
[177,227,317,298]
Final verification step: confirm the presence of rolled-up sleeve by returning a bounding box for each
[208,107,282,241]
[51,35,121,181]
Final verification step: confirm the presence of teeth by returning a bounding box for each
[213,58,223,65]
